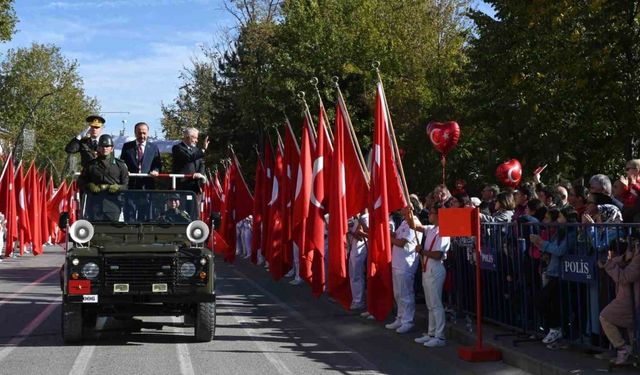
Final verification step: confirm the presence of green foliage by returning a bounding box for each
[162,0,471,192]
[0,0,17,42]
[0,43,99,182]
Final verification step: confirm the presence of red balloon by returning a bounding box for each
[496,159,522,188]
[426,121,460,156]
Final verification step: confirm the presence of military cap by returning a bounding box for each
[86,115,106,128]
[168,193,181,200]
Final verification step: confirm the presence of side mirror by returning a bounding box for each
[59,212,70,229]
[210,212,221,230]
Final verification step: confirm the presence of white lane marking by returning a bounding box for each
[68,317,106,375]
[171,317,195,375]
[233,269,381,374]
[0,268,60,308]
[0,299,60,362]
[231,314,294,375]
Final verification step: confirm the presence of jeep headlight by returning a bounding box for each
[81,262,99,279]
[180,262,196,278]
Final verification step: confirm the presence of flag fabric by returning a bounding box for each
[337,93,370,217]
[282,120,300,272]
[40,171,50,248]
[25,162,43,255]
[48,180,67,242]
[219,153,254,263]
[0,154,17,256]
[265,144,285,280]
[15,163,30,255]
[260,140,275,263]
[292,117,313,282]
[303,108,329,296]
[66,180,78,224]
[251,156,265,264]
[367,82,408,321]
[327,99,352,309]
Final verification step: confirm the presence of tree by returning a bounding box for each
[0,43,99,182]
[0,0,17,42]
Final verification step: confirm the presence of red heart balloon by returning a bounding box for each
[426,121,460,155]
[496,159,522,188]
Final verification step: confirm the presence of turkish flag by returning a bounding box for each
[15,163,30,255]
[0,154,17,256]
[337,94,370,217]
[220,153,254,263]
[292,117,313,281]
[40,170,50,249]
[212,229,229,255]
[211,171,223,212]
[25,162,43,255]
[251,157,265,264]
[327,100,351,309]
[367,82,407,321]
[282,120,300,271]
[46,175,56,241]
[47,180,67,233]
[266,146,285,280]
[66,180,78,224]
[261,140,275,263]
[303,108,329,296]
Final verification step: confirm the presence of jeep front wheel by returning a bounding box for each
[61,303,83,344]
[194,302,216,342]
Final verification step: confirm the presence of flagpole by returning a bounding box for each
[373,62,410,203]
[333,77,370,186]
[228,145,254,199]
[297,91,318,148]
[310,77,335,145]
[284,117,301,154]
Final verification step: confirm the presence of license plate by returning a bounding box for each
[152,283,168,293]
[113,284,129,293]
[82,294,98,303]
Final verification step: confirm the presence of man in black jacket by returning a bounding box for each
[119,122,162,189]
[171,127,209,194]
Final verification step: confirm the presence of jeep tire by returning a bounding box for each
[194,302,216,342]
[62,303,83,343]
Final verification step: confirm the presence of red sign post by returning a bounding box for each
[439,208,502,362]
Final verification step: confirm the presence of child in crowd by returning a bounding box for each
[407,202,451,347]
[529,206,579,345]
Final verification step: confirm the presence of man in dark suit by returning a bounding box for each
[119,122,162,190]
[172,127,209,194]
[65,115,105,171]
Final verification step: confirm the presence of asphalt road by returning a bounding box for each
[0,246,530,375]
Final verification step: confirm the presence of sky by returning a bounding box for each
[1,0,493,140]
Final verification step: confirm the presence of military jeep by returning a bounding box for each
[60,189,216,343]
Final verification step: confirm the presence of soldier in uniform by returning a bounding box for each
[65,115,106,171]
[160,194,191,223]
[82,134,129,221]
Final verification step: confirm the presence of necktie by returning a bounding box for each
[91,139,97,149]
[137,143,143,171]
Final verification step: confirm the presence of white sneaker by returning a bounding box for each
[542,328,562,344]
[289,277,303,285]
[424,337,446,347]
[257,257,265,266]
[385,320,402,330]
[613,345,632,365]
[350,303,365,310]
[284,268,295,278]
[396,323,413,334]
[414,335,434,344]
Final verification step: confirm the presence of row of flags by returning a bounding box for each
[207,80,408,321]
[0,152,77,257]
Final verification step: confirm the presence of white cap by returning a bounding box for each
[470,197,481,207]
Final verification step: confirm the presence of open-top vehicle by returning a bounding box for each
[59,189,216,343]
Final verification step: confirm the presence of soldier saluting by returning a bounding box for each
[65,115,105,170]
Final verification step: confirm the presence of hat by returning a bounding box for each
[86,115,106,128]
[470,197,481,207]
[98,134,114,147]
[167,194,180,200]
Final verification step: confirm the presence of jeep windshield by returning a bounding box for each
[80,190,200,224]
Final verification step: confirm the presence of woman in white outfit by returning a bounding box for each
[407,202,450,347]
[386,206,423,334]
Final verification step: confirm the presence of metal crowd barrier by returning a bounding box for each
[449,220,640,351]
